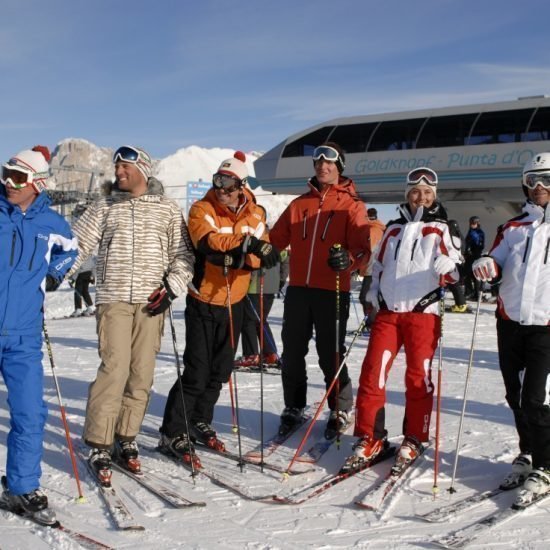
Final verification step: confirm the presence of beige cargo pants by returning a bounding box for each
[83,302,164,448]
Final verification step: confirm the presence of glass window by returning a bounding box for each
[523,106,550,141]
[368,118,425,151]
[282,127,335,157]
[328,123,378,153]
[416,114,478,148]
[466,109,533,145]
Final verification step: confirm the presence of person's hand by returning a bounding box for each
[365,288,379,310]
[147,277,176,316]
[206,244,244,270]
[45,274,61,292]
[472,256,499,281]
[433,255,456,275]
[247,236,280,269]
[327,246,351,271]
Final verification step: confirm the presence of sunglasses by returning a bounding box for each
[1,166,32,189]
[523,172,550,190]
[212,173,242,194]
[407,167,438,186]
[312,145,340,163]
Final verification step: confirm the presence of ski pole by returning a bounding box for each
[332,246,342,448]
[259,270,265,472]
[224,268,244,472]
[283,311,370,478]
[432,276,446,496]
[448,291,483,494]
[167,305,198,481]
[42,322,86,502]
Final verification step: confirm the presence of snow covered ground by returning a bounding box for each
[0,284,548,549]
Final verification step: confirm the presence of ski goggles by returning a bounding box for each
[523,172,550,190]
[1,165,32,189]
[212,173,243,193]
[312,145,341,163]
[406,167,438,187]
[113,145,152,169]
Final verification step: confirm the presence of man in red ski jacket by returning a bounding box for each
[270,142,370,439]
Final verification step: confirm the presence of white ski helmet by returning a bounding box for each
[522,152,550,196]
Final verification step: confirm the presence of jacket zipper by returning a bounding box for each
[320,211,335,241]
[394,239,401,260]
[522,236,530,263]
[302,210,308,239]
[28,236,38,270]
[410,239,418,260]
[545,237,549,264]
[305,194,328,286]
[10,230,16,266]
[101,236,113,282]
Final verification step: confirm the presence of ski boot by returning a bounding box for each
[262,353,281,368]
[340,434,385,473]
[324,410,351,440]
[0,476,57,526]
[114,439,141,474]
[278,407,304,437]
[159,433,202,470]
[500,453,532,490]
[514,467,550,508]
[392,435,423,475]
[88,448,113,486]
[191,422,226,452]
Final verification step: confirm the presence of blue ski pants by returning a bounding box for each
[0,334,47,495]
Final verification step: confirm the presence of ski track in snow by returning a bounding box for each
[0,283,548,549]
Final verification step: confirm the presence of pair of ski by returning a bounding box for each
[0,500,113,550]
[273,439,427,507]
[420,484,550,548]
[81,451,206,532]
[0,474,113,549]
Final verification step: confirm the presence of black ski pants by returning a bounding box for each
[161,294,243,436]
[497,318,550,468]
[281,286,352,412]
[241,294,276,356]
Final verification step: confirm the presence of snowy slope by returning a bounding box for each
[0,285,547,549]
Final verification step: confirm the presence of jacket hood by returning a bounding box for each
[107,176,165,200]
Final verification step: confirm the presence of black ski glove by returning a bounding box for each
[45,274,61,292]
[247,236,280,269]
[206,245,244,270]
[327,245,351,272]
[147,276,176,316]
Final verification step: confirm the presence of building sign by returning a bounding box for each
[186,181,211,216]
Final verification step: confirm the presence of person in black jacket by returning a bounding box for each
[464,216,485,300]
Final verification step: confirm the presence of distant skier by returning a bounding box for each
[68,146,194,484]
[269,142,371,439]
[0,146,77,524]
[351,167,461,470]
[464,215,485,300]
[473,153,550,505]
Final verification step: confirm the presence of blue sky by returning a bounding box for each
[1,0,550,162]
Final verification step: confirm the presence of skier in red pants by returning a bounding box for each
[350,167,461,470]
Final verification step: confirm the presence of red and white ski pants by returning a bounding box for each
[354,310,440,442]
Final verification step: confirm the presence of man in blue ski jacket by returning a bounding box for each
[0,147,78,520]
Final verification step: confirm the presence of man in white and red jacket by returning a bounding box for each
[270,142,370,439]
[351,167,460,468]
[473,153,550,504]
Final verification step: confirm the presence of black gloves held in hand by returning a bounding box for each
[45,274,61,292]
[327,246,351,272]
[247,236,280,269]
[147,277,177,316]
